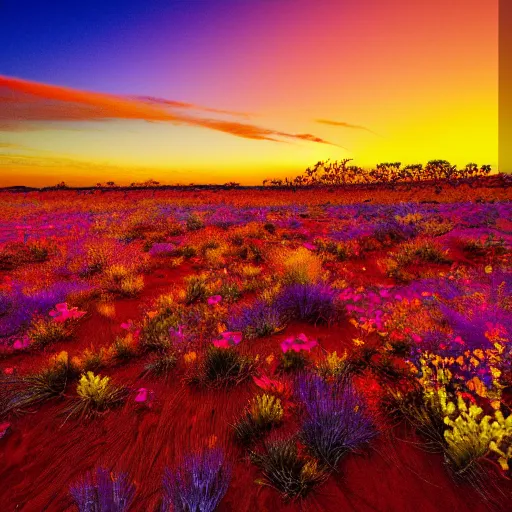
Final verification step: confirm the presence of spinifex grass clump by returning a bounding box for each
[27,317,70,349]
[0,351,74,417]
[161,448,231,512]
[65,371,128,420]
[233,393,284,446]
[250,438,327,500]
[295,373,376,469]
[142,352,177,378]
[275,284,338,325]
[189,345,256,387]
[70,467,135,512]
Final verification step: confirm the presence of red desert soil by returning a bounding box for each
[0,258,509,511]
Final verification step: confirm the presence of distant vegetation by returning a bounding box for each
[263,159,494,187]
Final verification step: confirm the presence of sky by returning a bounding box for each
[0,0,498,186]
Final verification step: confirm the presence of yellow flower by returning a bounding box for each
[352,338,364,347]
[265,354,275,365]
[484,265,493,274]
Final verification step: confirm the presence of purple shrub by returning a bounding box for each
[70,467,135,512]
[275,284,338,324]
[161,449,231,512]
[295,374,376,469]
[228,300,283,338]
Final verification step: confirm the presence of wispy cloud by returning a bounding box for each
[316,118,377,135]
[0,75,335,145]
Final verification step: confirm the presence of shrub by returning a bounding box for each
[233,394,284,445]
[111,334,138,361]
[28,317,70,349]
[103,265,144,297]
[189,346,256,388]
[444,396,512,474]
[70,467,135,512]
[161,449,231,512]
[295,374,376,469]
[275,283,338,324]
[315,351,348,379]
[65,372,127,420]
[282,248,323,285]
[184,274,210,304]
[0,351,72,416]
[186,213,204,231]
[250,438,326,500]
[228,300,284,339]
[143,352,177,378]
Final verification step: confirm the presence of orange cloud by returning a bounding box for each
[0,75,335,145]
[316,118,377,135]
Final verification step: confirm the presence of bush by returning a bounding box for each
[65,372,127,420]
[228,300,284,339]
[189,346,256,387]
[250,438,326,500]
[233,394,284,446]
[161,449,231,512]
[0,351,73,417]
[28,317,70,349]
[295,374,376,469]
[275,283,338,324]
[282,248,323,285]
[70,467,135,512]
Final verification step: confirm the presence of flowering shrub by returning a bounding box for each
[70,467,135,512]
[162,449,231,512]
[295,374,376,468]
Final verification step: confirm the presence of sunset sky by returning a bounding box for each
[0,0,498,186]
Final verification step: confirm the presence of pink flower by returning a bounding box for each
[207,295,222,306]
[280,333,318,353]
[49,303,85,323]
[253,374,289,396]
[3,367,14,375]
[135,387,150,403]
[213,331,242,348]
[0,422,10,440]
[13,336,30,350]
[303,242,316,251]
[121,320,141,339]
[121,319,135,330]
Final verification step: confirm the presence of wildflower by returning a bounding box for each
[253,374,287,396]
[280,333,318,353]
[352,338,365,347]
[49,303,85,323]
[207,295,222,306]
[134,387,153,405]
[4,367,14,375]
[13,335,30,350]
[184,351,197,364]
[120,319,141,339]
[213,331,242,348]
